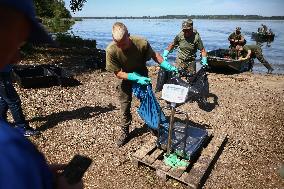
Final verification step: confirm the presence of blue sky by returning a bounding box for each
[64,0,284,17]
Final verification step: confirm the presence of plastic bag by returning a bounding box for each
[132,84,168,130]
[167,67,209,102]
[155,69,172,92]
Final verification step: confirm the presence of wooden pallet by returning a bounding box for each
[132,134,227,189]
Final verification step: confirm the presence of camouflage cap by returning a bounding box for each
[182,20,193,30]
[236,27,241,31]
[186,19,193,25]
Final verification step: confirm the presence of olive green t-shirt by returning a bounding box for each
[241,45,261,58]
[243,45,261,54]
[105,35,154,76]
[172,29,204,61]
[228,32,244,41]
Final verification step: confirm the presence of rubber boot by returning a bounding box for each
[263,62,274,74]
[266,65,274,74]
[248,59,254,72]
[117,125,130,147]
[267,67,274,74]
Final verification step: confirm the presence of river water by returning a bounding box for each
[69,19,284,74]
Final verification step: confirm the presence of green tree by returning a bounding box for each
[34,0,71,18]
[34,0,53,17]
[52,0,71,18]
[69,0,87,12]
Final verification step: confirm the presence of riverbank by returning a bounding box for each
[12,46,283,188]
[73,15,284,20]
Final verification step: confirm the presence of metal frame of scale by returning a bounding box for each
[158,83,208,161]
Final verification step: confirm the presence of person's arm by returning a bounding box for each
[200,48,208,66]
[229,38,235,43]
[162,35,179,60]
[201,48,207,58]
[114,70,151,85]
[196,34,208,66]
[237,35,245,44]
[166,43,175,52]
[244,49,251,59]
[162,43,174,61]
[114,70,128,80]
[240,36,245,43]
[151,52,164,64]
[239,49,251,60]
[228,33,235,42]
[106,45,148,84]
[106,46,150,85]
[151,51,177,72]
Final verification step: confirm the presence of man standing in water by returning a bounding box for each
[236,44,274,74]
[228,27,246,48]
[162,19,208,74]
[261,24,268,33]
[106,22,178,147]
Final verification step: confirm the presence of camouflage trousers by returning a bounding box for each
[117,80,132,128]
[253,48,273,70]
[176,59,196,75]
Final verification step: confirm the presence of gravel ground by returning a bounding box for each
[9,62,284,189]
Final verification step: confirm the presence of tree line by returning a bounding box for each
[74,15,284,20]
[33,1,284,20]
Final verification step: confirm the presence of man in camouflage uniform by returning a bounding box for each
[228,27,246,48]
[162,19,208,74]
[236,44,274,74]
[106,22,178,147]
[261,24,268,33]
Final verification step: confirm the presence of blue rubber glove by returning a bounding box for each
[160,60,178,73]
[201,57,208,66]
[127,72,151,85]
[162,50,170,61]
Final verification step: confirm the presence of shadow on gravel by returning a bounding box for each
[197,93,219,112]
[30,104,116,131]
[128,125,150,141]
[198,136,228,189]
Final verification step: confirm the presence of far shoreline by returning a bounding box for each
[72,15,284,21]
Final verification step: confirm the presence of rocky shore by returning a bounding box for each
[10,47,284,189]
